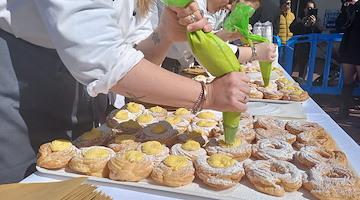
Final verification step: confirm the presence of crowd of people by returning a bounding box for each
[0,0,358,185]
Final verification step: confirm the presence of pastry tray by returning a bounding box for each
[37,160,316,200]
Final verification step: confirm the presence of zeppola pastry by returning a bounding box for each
[245,159,303,197]
[169,107,194,122]
[73,127,111,148]
[205,137,251,162]
[177,128,209,146]
[235,127,256,143]
[194,153,245,189]
[137,141,170,163]
[111,119,143,136]
[170,140,207,161]
[253,116,287,130]
[255,128,296,144]
[108,150,153,182]
[285,120,322,135]
[188,119,218,136]
[303,163,360,200]
[138,121,178,146]
[151,155,195,187]
[295,146,348,168]
[252,138,295,161]
[122,102,145,117]
[37,139,78,169]
[107,134,140,153]
[135,113,158,127]
[69,146,116,178]
[144,106,168,121]
[106,109,137,128]
[164,116,190,134]
[294,128,335,151]
[192,111,221,123]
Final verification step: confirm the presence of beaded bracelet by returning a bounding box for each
[191,81,207,114]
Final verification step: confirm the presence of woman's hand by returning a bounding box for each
[255,43,277,62]
[204,72,251,112]
[158,1,212,43]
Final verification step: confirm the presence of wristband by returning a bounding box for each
[191,81,207,114]
[250,46,257,62]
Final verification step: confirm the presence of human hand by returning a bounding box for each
[254,43,276,62]
[204,72,250,112]
[309,15,316,25]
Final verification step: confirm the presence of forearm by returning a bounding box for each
[135,26,173,66]
[237,46,253,63]
[110,59,202,108]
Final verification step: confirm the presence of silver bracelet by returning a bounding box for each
[191,81,207,114]
[250,46,257,62]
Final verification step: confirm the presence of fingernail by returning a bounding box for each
[187,25,193,32]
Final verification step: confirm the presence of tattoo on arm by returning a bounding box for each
[125,92,146,101]
[152,32,160,45]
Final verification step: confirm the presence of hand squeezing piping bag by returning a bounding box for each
[223,3,272,86]
[161,0,242,144]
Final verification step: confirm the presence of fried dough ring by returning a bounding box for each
[294,128,335,151]
[295,146,348,168]
[255,128,296,144]
[245,159,303,197]
[285,120,323,135]
[303,163,360,200]
[252,138,295,161]
[205,137,252,162]
[37,142,78,169]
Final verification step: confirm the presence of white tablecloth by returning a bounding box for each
[21,65,360,200]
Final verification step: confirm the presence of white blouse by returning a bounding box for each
[0,0,156,97]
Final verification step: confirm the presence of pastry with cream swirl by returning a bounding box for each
[194,153,245,189]
[252,138,295,161]
[144,106,168,121]
[106,109,137,128]
[295,146,348,168]
[68,146,116,178]
[137,141,170,163]
[107,134,140,153]
[170,140,207,161]
[108,150,153,182]
[178,128,209,147]
[73,127,111,148]
[138,121,178,146]
[205,137,251,162]
[151,155,195,187]
[37,139,78,169]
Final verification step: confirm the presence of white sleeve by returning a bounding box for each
[33,0,144,97]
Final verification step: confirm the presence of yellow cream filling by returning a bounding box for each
[218,138,242,148]
[126,102,141,113]
[83,148,109,159]
[165,116,182,125]
[114,134,136,143]
[197,111,215,120]
[207,153,235,168]
[136,114,153,123]
[114,110,129,120]
[174,108,189,116]
[283,86,295,90]
[187,129,205,138]
[291,90,302,95]
[181,140,201,151]
[119,120,142,129]
[149,106,163,113]
[124,150,145,163]
[196,120,215,127]
[163,155,188,171]
[150,123,168,134]
[50,139,72,152]
[141,141,163,155]
[278,77,288,83]
[195,75,206,79]
[80,128,102,140]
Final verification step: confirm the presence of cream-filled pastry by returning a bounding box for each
[177,128,209,146]
[106,109,137,128]
[107,134,140,153]
[68,146,116,178]
[164,116,190,134]
[137,141,170,163]
[170,140,207,161]
[194,153,245,189]
[169,107,194,122]
[111,119,143,136]
[135,113,158,127]
[73,127,111,148]
[252,138,295,161]
[37,139,79,169]
[144,106,168,121]
[122,102,145,117]
[138,121,178,146]
[192,111,221,123]
[108,150,153,182]
[205,137,251,162]
[151,155,195,187]
[188,119,218,136]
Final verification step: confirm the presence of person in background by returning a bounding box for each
[335,0,360,120]
[278,0,295,44]
[250,0,281,35]
[0,0,253,184]
[290,0,323,81]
